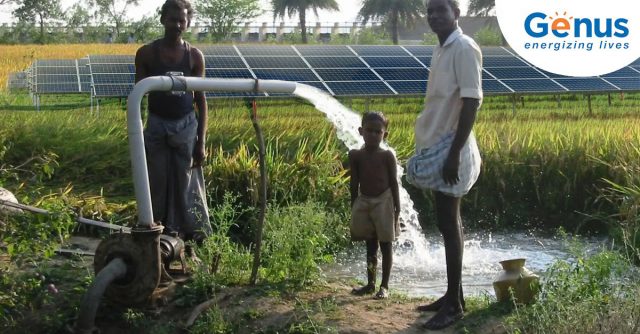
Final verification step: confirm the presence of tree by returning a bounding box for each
[358,0,424,45]
[92,0,140,37]
[467,0,495,16]
[271,0,339,44]
[13,0,64,44]
[195,0,261,42]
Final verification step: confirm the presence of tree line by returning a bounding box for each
[0,0,496,45]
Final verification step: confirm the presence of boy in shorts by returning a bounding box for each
[348,111,400,299]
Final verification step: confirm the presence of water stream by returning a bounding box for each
[292,83,602,297]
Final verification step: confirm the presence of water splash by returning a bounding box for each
[293,83,428,269]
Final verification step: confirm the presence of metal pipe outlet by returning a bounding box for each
[126,77,297,226]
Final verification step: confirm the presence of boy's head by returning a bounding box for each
[359,111,389,149]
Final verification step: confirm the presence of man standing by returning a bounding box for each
[410,0,483,330]
[134,0,211,243]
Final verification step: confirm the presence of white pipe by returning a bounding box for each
[127,76,297,226]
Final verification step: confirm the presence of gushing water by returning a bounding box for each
[292,83,600,296]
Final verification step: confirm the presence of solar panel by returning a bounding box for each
[295,45,354,56]
[501,79,566,93]
[375,68,428,81]
[33,59,88,94]
[237,45,297,56]
[75,47,640,99]
[483,56,529,67]
[403,45,435,57]
[362,57,423,68]
[304,57,366,68]
[350,45,409,56]
[7,71,28,90]
[387,80,427,94]
[554,78,618,91]
[243,56,307,69]
[485,67,546,79]
[315,69,380,81]
[204,56,247,69]
[326,81,394,96]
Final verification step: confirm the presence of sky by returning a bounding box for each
[0,0,469,25]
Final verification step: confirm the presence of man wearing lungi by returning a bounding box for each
[408,0,483,329]
[134,0,211,243]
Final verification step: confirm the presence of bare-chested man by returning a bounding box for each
[348,111,400,300]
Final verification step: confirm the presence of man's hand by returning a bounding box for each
[442,152,460,185]
[192,142,206,167]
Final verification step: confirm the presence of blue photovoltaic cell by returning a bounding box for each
[253,69,319,81]
[204,56,247,68]
[295,45,353,56]
[351,45,409,56]
[315,68,379,81]
[629,58,640,66]
[92,73,134,84]
[199,45,238,56]
[482,70,494,80]
[297,81,329,92]
[36,74,77,84]
[536,69,569,78]
[244,56,307,68]
[36,83,82,93]
[482,79,512,93]
[304,57,366,68]
[480,47,513,56]
[554,78,618,91]
[237,45,297,56]
[483,56,529,67]
[326,81,394,95]
[403,45,434,57]
[485,67,546,79]
[387,80,427,94]
[94,84,134,97]
[601,67,640,78]
[501,79,566,93]
[375,68,428,81]
[91,63,134,74]
[415,56,432,67]
[362,57,423,68]
[205,69,253,78]
[604,77,640,90]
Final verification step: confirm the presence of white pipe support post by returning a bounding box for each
[127,76,297,227]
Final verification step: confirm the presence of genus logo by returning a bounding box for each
[524,11,629,38]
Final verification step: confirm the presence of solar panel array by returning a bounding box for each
[18,45,640,100]
[31,59,91,94]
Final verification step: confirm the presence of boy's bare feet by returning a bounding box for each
[351,284,376,296]
[421,300,464,330]
[416,289,466,312]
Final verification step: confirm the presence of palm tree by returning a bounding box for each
[359,0,425,45]
[271,0,339,44]
[467,0,495,16]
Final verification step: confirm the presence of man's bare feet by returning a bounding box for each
[351,284,376,296]
[421,301,464,330]
[417,294,466,312]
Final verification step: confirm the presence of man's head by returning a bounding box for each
[426,0,460,37]
[359,111,389,149]
[160,0,194,33]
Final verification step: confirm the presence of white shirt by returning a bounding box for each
[415,27,483,152]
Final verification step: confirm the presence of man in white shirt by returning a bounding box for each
[413,0,483,330]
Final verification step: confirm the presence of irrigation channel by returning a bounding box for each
[292,83,604,297]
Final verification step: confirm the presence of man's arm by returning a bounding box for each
[348,150,360,207]
[442,98,480,185]
[134,45,150,83]
[192,47,208,167]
